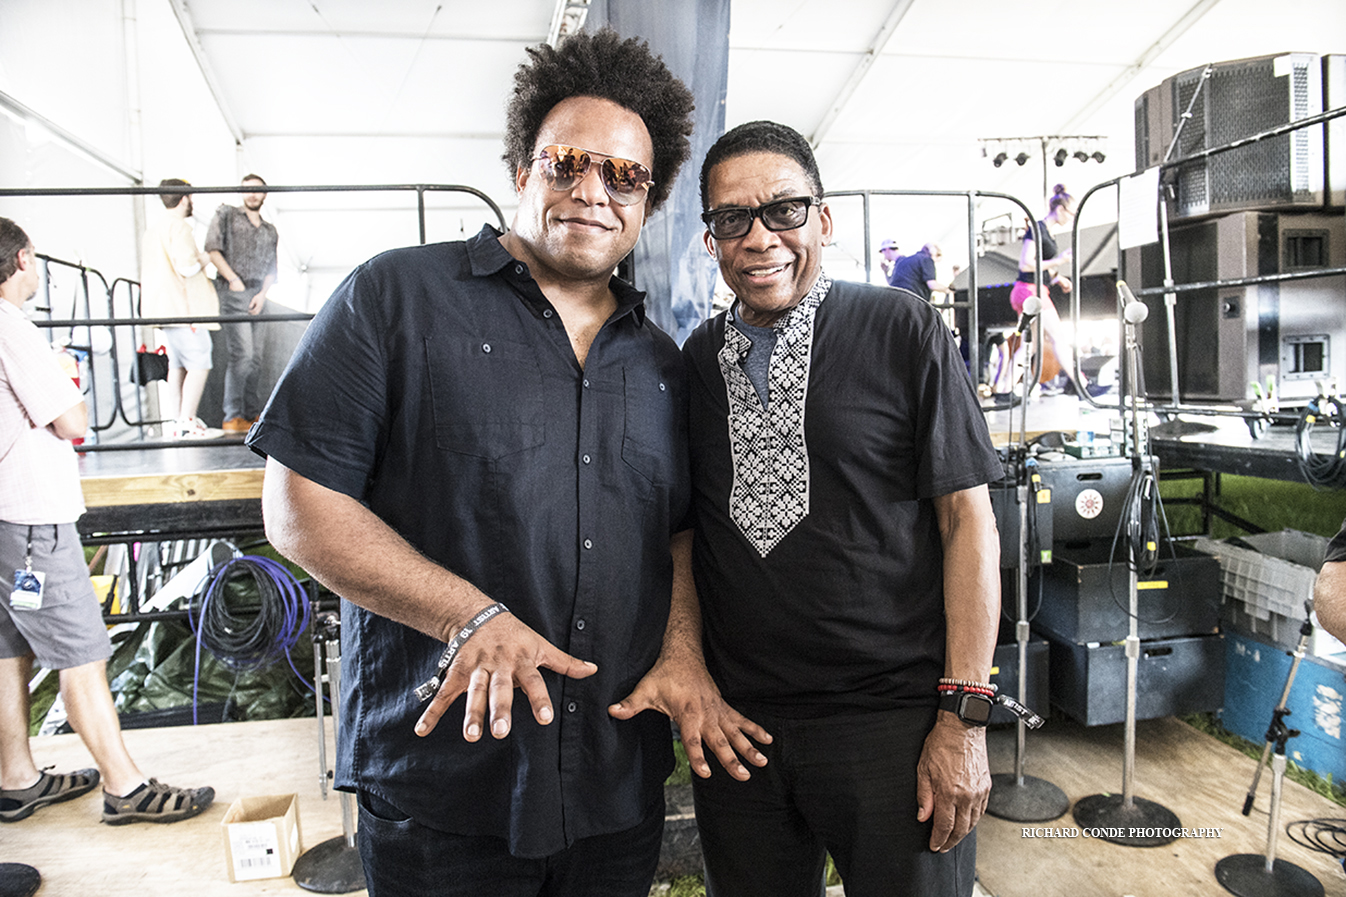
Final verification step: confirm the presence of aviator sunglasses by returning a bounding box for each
[702,196,820,240]
[532,145,655,206]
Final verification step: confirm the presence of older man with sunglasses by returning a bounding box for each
[677,120,1004,897]
[247,31,741,897]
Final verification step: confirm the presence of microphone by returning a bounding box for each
[1016,295,1043,333]
[1117,281,1148,324]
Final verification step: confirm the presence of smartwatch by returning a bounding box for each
[938,690,994,727]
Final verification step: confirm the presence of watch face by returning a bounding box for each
[961,693,993,724]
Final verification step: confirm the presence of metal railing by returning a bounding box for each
[10,183,508,445]
[823,188,1052,386]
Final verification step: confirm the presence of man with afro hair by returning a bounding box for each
[251,28,754,897]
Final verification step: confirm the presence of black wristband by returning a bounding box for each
[412,602,510,702]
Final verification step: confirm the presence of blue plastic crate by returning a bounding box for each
[1220,631,1346,787]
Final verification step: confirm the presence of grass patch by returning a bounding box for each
[666,876,705,897]
[667,738,692,786]
[1160,474,1346,540]
[1180,712,1346,807]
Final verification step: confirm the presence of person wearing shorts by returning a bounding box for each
[0,216,214,826]
[140,179,220,439]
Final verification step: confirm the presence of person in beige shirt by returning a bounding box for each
[140,179,219,438]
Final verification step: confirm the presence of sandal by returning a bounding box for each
[0,768,100,823]
[101,778,214,825]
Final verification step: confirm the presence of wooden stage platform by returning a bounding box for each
[77,441,264,540]
[2,714,1343,895]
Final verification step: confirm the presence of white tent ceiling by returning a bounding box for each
[3,0,1344,308]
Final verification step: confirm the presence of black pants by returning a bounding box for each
[356,790,664,897]
[692,705,976,897]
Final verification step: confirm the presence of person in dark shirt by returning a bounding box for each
[248,30,761,897]
[683,121,1002,897]
[890,241,954,302]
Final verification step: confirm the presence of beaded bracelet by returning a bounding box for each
[939,677,997,694]
[413,602,510,702]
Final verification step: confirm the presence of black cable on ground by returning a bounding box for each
[1285,818,1346,860]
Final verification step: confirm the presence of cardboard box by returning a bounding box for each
[221,794,302,883]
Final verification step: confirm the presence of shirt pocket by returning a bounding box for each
[426,335,546,459]
[621,366,679,486]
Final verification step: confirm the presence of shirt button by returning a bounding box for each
[576,619,586,630]
[543,309,553,318]
[583,538,593,550]
[514,264,524,275]
[567,702,577,713]
[582,454,591,464]
[482,343,492,353]
[582,379,590,388]
[659,382,666,391]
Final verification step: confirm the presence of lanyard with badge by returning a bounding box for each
[10,527,44,610]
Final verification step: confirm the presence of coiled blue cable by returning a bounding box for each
[188,555,313,725]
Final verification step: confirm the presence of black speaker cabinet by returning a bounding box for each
[1134,53,1326,221]
[1121,210,1345,403]
[1328,55,1346,208]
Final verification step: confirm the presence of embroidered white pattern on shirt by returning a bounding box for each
[717,274,830,557]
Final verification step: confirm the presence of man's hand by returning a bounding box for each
[413,611,597,741]
[609,653,771,781]
[248,292,265,314]
[915,712,990,852]
[1055,275,1072,293]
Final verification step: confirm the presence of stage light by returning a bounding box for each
[1092,151,1106,163]
[1053,148,1068,167]
[992,152,1008,168]
[1015,152,1030,166]
[1074,150,1090,163]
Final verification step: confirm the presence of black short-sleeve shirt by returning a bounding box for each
[247,225,689,858]
[890,251,937,300]
[684,279,1001,717]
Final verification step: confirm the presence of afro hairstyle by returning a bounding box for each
[502,28,694,213]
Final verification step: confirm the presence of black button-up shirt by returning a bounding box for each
[248,225,688,857]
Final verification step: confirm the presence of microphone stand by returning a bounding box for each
[1072,287,1181,846]
[987,299,1069,822]
[292,606,366,894]
[1214,607,1323,897]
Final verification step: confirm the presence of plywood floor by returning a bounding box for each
[980,715,1346,897]
[0,717,359,896]
[1,714,1343,895]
